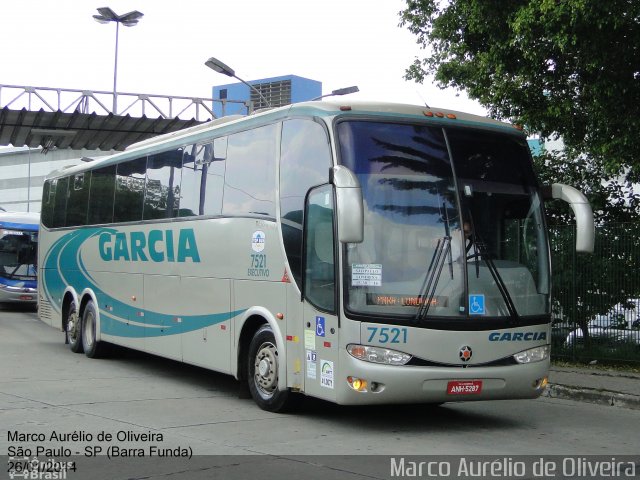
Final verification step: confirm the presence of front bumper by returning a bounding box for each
[0,284,37,303]
[334,350,549,405]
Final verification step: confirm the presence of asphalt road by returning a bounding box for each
[1,305,638,479]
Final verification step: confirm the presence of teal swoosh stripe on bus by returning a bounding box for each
[43,230,83,311]
[43,229,247,337]
[98,308,247,338]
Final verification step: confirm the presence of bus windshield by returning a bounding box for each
[337,120,550,326]
[0,228,38,281]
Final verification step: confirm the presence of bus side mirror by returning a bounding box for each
[543,183,595,253]
[330,166,363,243]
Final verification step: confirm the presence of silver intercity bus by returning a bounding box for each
[38,101,593,411]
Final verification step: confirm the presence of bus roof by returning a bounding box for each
[44,101,522,180]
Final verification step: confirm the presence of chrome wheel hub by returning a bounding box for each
[254,342,278,397]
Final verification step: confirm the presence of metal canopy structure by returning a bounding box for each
[0,107,202,152]
[0,84,252,152]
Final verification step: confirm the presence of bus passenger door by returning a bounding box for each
[302,185,339,402]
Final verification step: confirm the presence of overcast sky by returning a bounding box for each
[1,0,486,116]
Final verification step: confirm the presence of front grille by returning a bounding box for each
[406,355,518,368]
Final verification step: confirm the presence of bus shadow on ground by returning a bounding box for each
[83,344,521,432]
[0,302,38,313]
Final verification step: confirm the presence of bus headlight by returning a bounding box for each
[347,344,412,365]
[513,345,550,364]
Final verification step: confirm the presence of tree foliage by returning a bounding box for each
[533,152,640,225]
[400,0,640,182]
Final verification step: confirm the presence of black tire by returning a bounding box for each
[66,303,83,353]
[81,300,107,358]
[247,324,298,412]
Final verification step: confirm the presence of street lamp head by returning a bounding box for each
[119,10,144,26]
[92,15,111,24]
[205,57,235,77]
[93,7,144,115]
[205,56,273,109]
[93,7,144,25]
[95,7,118,21]
[331,86,359,96]
[311,85,360,101]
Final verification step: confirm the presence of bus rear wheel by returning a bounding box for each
[247,324,298,412]
[81,300,106,358]
[66,303,83,353]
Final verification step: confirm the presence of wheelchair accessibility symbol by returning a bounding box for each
[469,294,485,315]
[316,316,326,337]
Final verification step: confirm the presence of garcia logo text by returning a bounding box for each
[98,228,200,263]
[488,331,547,342]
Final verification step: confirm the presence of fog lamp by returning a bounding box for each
[533,377,549,389]
[347,376,368,392]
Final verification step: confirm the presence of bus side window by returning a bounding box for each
[114,157,147,223]
[179,144,202,217]
[144,148,183,220]
[179,142,225,217]
[67,172,91,226]
[280,119,332,287]
[52,177,69,228]
[222,125,277,217]
[41,180,54,228]
[88,165,116,225]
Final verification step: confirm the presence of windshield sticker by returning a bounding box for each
[251,230,265,252]
[469,294,486,315]
[306,350,317,379]
[352,263,382,287]
[320,360,334,389]
[304,329,316,349]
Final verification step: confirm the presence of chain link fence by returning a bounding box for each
[549,223,640,364]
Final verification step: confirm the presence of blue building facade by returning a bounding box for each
[212,75,322,117]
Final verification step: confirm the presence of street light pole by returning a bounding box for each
[205,57,272,110]
[113,20,119,112]
[93,7,144,115]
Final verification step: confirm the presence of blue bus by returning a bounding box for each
[0,212,39,305]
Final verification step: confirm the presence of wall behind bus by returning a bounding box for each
[0,147,114,213]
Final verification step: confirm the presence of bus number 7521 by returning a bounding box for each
[367,326,408,344]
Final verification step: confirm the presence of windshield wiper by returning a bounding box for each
[467,235,519,321]
[415,235,451,321]
[415,203,455,321]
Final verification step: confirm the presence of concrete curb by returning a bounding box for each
[545,383,640,410]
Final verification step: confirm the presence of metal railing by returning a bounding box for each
[0,84,251,121]
[550,222,640,364]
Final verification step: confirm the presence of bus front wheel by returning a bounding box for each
[66,303,83,353]
[247,324,298,412]
[81,300,106,358]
